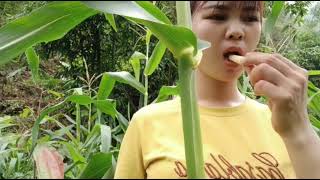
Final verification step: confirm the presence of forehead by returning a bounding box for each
[202,1,260,11]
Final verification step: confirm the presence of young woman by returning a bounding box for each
[115,1,320,179]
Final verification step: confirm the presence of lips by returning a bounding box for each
[222,47,245,61]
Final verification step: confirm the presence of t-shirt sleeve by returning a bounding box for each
[114,114,146,179]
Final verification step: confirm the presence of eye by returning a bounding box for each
[243,15,259,22]
[207,14,227,21]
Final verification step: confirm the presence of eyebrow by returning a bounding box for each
[203,4,259,12]
[203,4,230,10]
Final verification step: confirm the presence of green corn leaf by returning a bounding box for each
[116,111,129,132]
[32,100,67,152]
[134,1,172,24]
[129,51,146,81]
[66,95,92,105]
[25,47,40,83]
[84,124,100,148]
[83,1,199,59]
[82,1,162,23]
[107,72,145,94]
[0,1,98,65]
[144,41,166,76]
[93,100,117,118]
[153,85,179,103]
[32,94,91,152]
[79,152,113,179]
[146,29,152,45]
[105,13,117,32]
[97,73,116,100]
[100,125,111,152]
[102,155,117,179]
[62,142,86,163]
[264,1,285,35]
[308,70,320,76]
[97,71,145,100]
[310,115,320,130]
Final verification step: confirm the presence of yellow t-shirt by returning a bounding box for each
[114,97,296,179]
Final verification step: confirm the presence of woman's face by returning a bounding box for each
[192,1,262,82]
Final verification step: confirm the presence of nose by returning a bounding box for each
[225,23,245,41]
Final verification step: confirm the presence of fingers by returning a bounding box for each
[249,63,287,86]
[243,52,295,77]
[272,53,308,76]
[253,80,291,102]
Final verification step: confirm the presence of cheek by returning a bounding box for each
[247,24,261,50]
[192,19,223,44]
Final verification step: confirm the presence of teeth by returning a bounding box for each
[229,55,245,64]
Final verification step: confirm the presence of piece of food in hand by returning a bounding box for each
[229,55,246,65]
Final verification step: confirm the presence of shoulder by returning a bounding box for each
[129,98,180,125]
[246,98,270,112]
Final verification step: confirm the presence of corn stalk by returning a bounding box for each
[176,2,205,178]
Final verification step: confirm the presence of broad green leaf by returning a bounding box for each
[0,116,13,124]
[309,70,320,76]
[135,1,171,24]
[153,85,179,103]
[144,41,166,76]
[264,1,285,35]
[308,81,319,92]
[146,29,152,45]
[73,87,84,95]
[53,119,76,142]
[83,1,198,59]
[82,1,162,24]
[62,142,86,163]
[308,90,320,105]
[83,124,101,148]
[50,125,75,142]
[97,73,116,100]
[133,19,198,58]
[0,1,98,65]
[105,72,145,94]
[130,51,146,81]
[93,100,117,118]
[104,13,117,32]
[0,124,16,131]
[100,125,111,152]
[32,100,67,151]
[25,47,40,83]
[102,155,117,179]
[66,95,92,105]
[310,115,320,129]
[116,111,129,132]
[79,152,113,179]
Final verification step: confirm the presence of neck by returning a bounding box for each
[195,69,245,108]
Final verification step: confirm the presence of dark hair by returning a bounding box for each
[190,1,264,21]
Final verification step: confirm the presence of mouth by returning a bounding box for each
[223,47,244,61]
[223,48,244,62]
[222,47,245,68]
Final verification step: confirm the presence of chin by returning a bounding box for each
[215,71,243,83]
